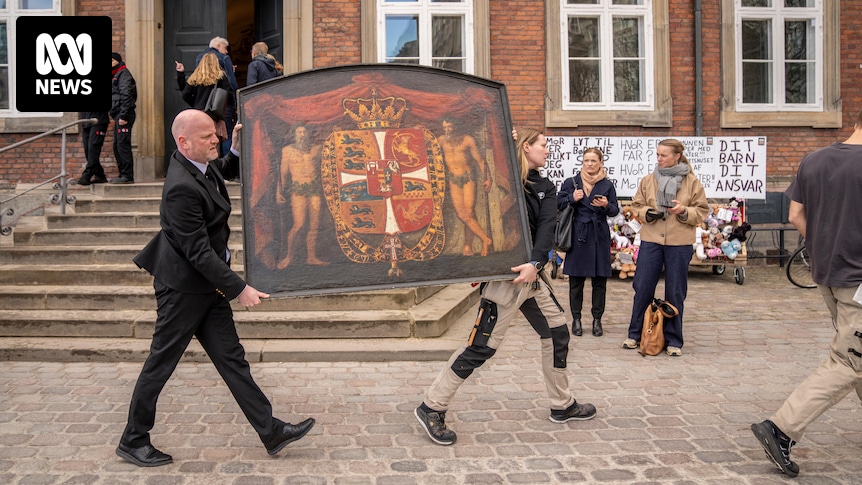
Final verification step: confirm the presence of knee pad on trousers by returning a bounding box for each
[451,345,497,379]
[550,325,570,369]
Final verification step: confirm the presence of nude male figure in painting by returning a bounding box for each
[439,119,493,257]
[276,124,327,269]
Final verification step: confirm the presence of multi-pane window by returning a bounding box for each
[377,0,473,74]
[0,0,62,116]
[737,0,821,109]
[561,0,653,110]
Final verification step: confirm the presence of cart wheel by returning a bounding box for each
[734,266,745,285]
[712,265,726,275]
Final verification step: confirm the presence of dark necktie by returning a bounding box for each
[205,165,227,200]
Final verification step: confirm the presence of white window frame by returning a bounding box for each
[560,1,654,111]
[362,1,490,78]
[735,0,822,112]
[720,0,839,128]
[0,0,64,120]
[375,0,475,74]
[546,0,670,127]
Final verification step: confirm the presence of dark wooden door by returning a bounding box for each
[163,1,227,162]
[255,0,283,62]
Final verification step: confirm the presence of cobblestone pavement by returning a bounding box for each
[1,264,860,484]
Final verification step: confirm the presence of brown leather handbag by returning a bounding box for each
[640,298,679,356]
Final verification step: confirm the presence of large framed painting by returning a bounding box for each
[238,64,530,297]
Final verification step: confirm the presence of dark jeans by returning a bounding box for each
[568,276,607,320]
[81,123,108,179]
[626,241,693,348]
[113,121,134,180]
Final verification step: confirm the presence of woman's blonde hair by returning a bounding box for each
[187,52,225,87]
[657,138,691,167]
[515,127,542,185]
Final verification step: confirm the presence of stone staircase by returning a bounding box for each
[0,182,478,362]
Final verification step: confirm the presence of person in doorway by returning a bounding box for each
[109,52,136,184]
[176,52,234,144]
[414,128,596,446]
[750,108,862,478]
[197,37,238,156]
[246,42,283,85]
[75,110,109,185]
[621,139,709,356]
[116,109,314,467]
[557,147,619,337]
[439,118,493,257]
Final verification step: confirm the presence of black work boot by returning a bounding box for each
[572,319,583,336]
[592,319,603,337]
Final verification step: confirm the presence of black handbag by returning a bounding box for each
[554,203,574,252]
[204,86,229,121]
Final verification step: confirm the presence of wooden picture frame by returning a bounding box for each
[238,64,530,297]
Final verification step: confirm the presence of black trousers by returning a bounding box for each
[121,279,276,447]
[81,123,108,178]
[113,122,134,180]
[568,276,607,320]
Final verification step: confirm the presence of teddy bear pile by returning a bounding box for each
[693,197,752,263]
[608,207,640,279]
[607,198,753,279]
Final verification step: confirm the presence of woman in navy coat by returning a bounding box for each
[557,148,620,337]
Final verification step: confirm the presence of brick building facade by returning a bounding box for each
[2,0,860,189]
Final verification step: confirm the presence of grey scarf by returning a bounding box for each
[653,162,690,216]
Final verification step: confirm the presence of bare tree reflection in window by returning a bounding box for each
[613,17,643,103]
[568,17,600,103]
[785,20,813,104]
[432,15,464,72]
[741,19,772,104]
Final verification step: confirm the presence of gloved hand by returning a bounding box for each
[645,208,664,223]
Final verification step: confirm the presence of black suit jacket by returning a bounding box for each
[134,150,246,299]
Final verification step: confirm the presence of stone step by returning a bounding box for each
[0,284,445,312]
[0,283,478,342]
[0,263,164,286]
[0,245,147,264]
[13,227,243,246]
[87,181,241,199]
[45,212,243,229]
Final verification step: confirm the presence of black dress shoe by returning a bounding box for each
[265,418,315,455]
[572,319,583,336]
[75,176,92,186]
[592,319,603,337]
[91,175,108,184]
[115,443,173,467]
[109,176,134,184]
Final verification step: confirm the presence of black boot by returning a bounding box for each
[572,319,583,336]
[592,319,603,337]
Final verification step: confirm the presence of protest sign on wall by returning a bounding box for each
[541,136,767,199]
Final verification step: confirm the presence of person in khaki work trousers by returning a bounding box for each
[751,108,862,478]
[414,128,596,446]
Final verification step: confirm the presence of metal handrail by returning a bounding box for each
[0,118,97,217]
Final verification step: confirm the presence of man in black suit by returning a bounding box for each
[116,109,314,467]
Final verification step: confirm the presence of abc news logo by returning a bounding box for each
[16,16,111,112]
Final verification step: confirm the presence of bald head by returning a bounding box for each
[172,109,220,162]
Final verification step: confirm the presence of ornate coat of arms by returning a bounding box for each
[321,91,446,276]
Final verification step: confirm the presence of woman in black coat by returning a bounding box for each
[175,52,234,141]
[557,147,619,337]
